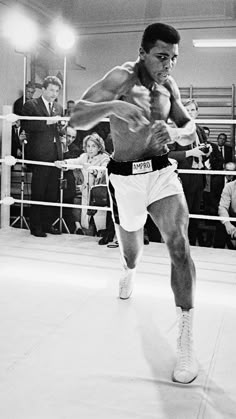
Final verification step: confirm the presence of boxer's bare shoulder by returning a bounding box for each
[100,63,138,98]
[81,64,137,102]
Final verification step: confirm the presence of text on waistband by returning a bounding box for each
[132,159,153,174]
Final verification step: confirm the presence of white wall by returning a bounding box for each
[0,38,25,111]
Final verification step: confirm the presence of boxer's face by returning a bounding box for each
[140,40,178,84]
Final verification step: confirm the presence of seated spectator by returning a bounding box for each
[59,125,80,233]
[214,162,236,249]
[55,132,110,235]
[13,82,36,116]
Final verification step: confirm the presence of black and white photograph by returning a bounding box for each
[0,1,236,418]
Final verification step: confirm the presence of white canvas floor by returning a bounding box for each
[0,227,236,419]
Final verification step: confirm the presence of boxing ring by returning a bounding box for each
[0,112,236,419]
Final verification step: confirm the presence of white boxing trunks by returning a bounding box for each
[108,155,183,232]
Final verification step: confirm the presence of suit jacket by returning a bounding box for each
[21,96,63,162]
[209,143,233,170]
[11,126,22,158]
[168,124,208,170]
[13,96,24,116]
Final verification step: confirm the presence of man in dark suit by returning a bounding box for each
[209,133,233,171]
[208,133,233,213]
[13,82,36,116]
[22,76,63,237]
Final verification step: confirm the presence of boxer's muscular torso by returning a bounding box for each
[110,60,174,161]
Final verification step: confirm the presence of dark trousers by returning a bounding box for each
[62,197,76,233]
[214,221,236,249]
[30,165,60,232]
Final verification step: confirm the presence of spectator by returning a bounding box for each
[203,126,210,141]
[209,133,233,170]
[206,133,233,241]
[96,132,115,245]
[169,98,212,245]
[11,119,27,158]
[13,82,36,116]
[59,125,80,233]
[22,75,63,237]
[55,132,110,235]
[214,161,236,249]
[65,100,75,116]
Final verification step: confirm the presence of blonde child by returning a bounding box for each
[55,132,110,232]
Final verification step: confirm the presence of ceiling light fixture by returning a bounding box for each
[193,39,236,47]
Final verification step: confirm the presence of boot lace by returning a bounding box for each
[177,312,193,369]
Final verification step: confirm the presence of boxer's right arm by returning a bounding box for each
[70,67,149,131]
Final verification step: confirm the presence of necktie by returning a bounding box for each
[48,102,53,116]
[219,146,223,155]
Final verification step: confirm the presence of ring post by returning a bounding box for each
[10,140,30,230]
[1,106,12,228]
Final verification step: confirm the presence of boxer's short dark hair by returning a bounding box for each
[141,22,180,52]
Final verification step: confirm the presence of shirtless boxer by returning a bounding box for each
[70,23,198,384]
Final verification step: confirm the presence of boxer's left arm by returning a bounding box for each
[149,118,196,147]
[167,77,197,146]
[147,80,197,147]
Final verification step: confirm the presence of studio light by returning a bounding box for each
[3,10,38,52]
[55,25,76,51]
[193,39,236,48]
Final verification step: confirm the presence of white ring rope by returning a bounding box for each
[1,156,236,176]
[194,119,236,125]
[0,156,107,170]
[0,197,111,212]
[0,198,235,221]
[178,169,236,175]
[0,113,110,123]
[0,114,69,122]
[0,113,234,124]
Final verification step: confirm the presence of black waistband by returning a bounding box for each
[107,153,171,176]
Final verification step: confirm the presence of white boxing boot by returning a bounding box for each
[119,266,136,300]
[172,307,199,384]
